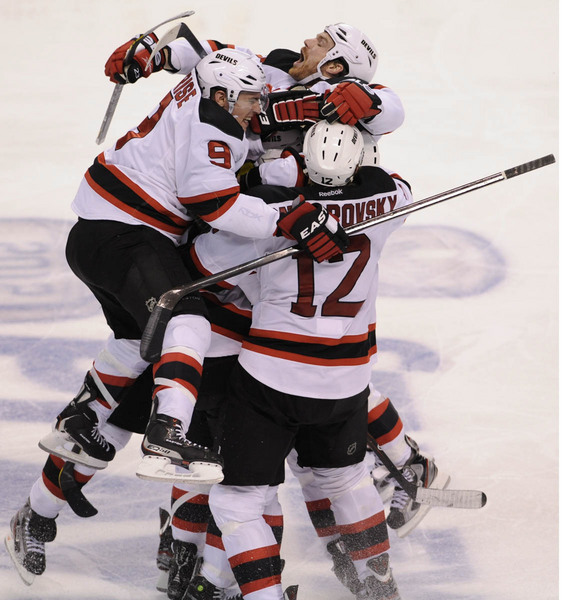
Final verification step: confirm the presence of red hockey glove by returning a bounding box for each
[250,90,322,137]
[321,80,382,126]
[104,32,167,84]
[276,198,349,263]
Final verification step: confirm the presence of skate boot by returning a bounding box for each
[4,499,57,585]
[38,372,115,469]
[326,538,366,596]
[362,553,400,600]
[167,540,199,600]
[136,411,223,484]
[386,435,450,538]
[156,507,174,592]
[182,574,225,600]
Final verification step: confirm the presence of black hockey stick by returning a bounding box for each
[147,20,208,67]
[58,461,98,517]
[366,434,486,509]
[139,154,555,362]
[95,10,195,145]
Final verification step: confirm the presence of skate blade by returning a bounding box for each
[4,532,35,586]
[395,470,451,538]
[38,431,108,470]
[136,455,224,484]
[156,568,169,592]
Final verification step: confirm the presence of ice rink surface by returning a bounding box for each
[1,1,559,598]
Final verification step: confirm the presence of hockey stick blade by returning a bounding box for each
[139,153,556,362]
[96,10,195,145]
[367,434,486,509]
[58,461,98,517]
[147,21,207,69]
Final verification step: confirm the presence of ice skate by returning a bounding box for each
[327,538,366,596]
[386,435,450,538]
[167,540,199,600]
[4,499,57,585]
[362,553,400,600]
[137,413,223,484]
[38,372,115,469]
[182,574,225,600]
[156,507,174,592]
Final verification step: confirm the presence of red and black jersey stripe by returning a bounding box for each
[179,185,241,223]
[242,326,376,366]
[86,154,188,236]
[367,397,403,445]
[305,498,338,538]
[41,455,93,501]
[337,512,389,561]
[171,487,211,533]
[229,545,282,595]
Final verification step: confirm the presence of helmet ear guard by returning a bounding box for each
[303,121,364,187]
[195,48,268,112]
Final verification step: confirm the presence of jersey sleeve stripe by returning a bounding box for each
[178,186,240,222]
[86,155,188,235]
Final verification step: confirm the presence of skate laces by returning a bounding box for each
[23,517,45,555]
[390,467,416,509]
[90,425,112,451]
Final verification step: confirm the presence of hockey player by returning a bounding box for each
[5,48,352,586]
[103,22,405,154]
[179,121,410,599]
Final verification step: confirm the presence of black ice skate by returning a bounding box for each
[168,540,199,600]
[327,538,366,597]
[386,435,450,538]
[182,574,226,600]
[156,507,174,593]
[136,412,223,484]
[362,553,401,600]
[38,372,115,469]
[4,499,57,585]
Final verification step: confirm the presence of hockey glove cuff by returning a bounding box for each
[321,80,382,126]
[105,33,167,84]
[276,199,349,263]
[250,89,323,137]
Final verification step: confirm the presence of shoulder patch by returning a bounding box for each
[198,98,244,141]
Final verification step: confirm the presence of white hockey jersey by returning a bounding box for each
[72,71,281,244]
[166,40,405,139]
[191,165,413,399]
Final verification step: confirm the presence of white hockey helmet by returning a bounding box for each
[195,48,268,112]
[303,121,364,186]
[320,23,378,82]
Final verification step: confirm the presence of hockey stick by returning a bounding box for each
[147,20,207,67]
[95,10,195,145]
[58,461,98,517]
[366,434,486,509]
[139,154,555,362]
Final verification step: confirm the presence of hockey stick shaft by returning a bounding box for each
[366,433,486,509]
[95,10,195,145]
[148,21,207,67]
[139,154,555,362]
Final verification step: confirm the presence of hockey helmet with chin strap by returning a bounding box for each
[320,23,378,82]
[196,48,269,113]
[303,121,364,187]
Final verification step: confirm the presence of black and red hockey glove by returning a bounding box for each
[104,32,168,84]
[321,80,382,126]
[276,198,349,263]
[250,89,322,137]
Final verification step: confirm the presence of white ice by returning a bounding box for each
[0,1,559,599]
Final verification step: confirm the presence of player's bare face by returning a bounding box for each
[289,32,335,81]
[232,92,264,130]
